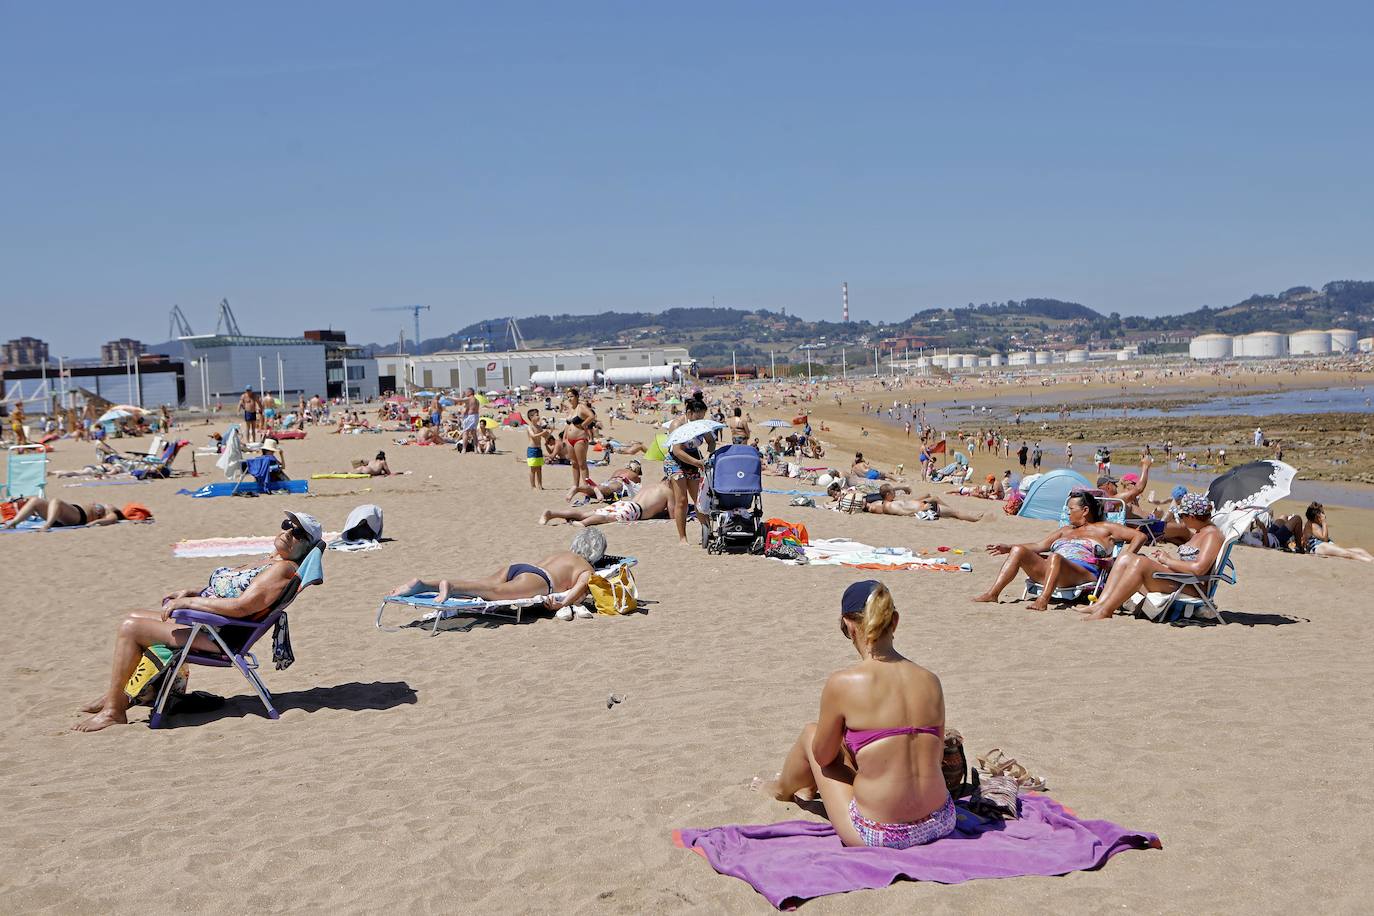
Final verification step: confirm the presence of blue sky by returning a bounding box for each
[3,2,1372,356]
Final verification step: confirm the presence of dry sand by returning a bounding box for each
[4,402,1373,914]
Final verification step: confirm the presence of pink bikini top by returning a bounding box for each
[844,725,942,757]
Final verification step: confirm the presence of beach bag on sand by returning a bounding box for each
[124,643,189,706]
[764,518,809,552]
[835,488,864,514]
[589,566,638,615]
[942,728,971,796]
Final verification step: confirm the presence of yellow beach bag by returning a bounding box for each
[589,566,638,615]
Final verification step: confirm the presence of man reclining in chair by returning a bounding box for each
[389,529,607,620]
[73,510,322,732]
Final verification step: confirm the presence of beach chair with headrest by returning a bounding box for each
[376,555,639,634]
[129,439,188,479]
[1138,531,1240,624]
[149,545,324,727]
[1022,493,1128,603]
[3,445,48,500]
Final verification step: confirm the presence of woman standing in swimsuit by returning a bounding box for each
[2,497,129,531]
[562,388,597,502]
[974,491,1144,610]
[755,581,955,849]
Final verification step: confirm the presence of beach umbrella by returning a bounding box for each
[644,433,668,462]
[492,398,511,406]
[666,397,682,405]
[1208,460,1295,534]
[642,395,658,403]
[760,419,791,428]
[97,408,134,423]
[438,397,455,406]
[664,419,725,450]
[476,394,491,406]
[414,390,437,397]
[111,404,148,415]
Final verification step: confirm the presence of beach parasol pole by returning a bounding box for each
[276,352,284,406]
[342,355,350,405]
[134,351,142,407]
[258,356,265,396]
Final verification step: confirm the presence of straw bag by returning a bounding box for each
[589,566,638,615]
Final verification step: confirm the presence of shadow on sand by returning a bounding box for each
[156,680,417,727]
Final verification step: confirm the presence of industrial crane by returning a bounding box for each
[214,298,243,336]
[168,305,195,338]
[373,305,431,353]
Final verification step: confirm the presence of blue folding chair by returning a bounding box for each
[3,445,48,500]
[150,545,324,727]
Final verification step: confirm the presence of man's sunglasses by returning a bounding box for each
[281,520,309,540]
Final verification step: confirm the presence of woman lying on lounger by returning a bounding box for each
[754,581,955,849]
[73,510,321,732]
[827,483,984,522]
[389,528,607,620]
[1082,492,1223,620]
[2,497,140,531]
[973,491,1144,611]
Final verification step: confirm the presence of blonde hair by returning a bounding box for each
[845,582,896,645]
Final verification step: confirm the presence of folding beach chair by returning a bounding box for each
[1141,532,1240,624]
[149,545,324,727]
[376,556,639,634]
[128,439,189,479]
[3,445,48,500]
[1022,493,1127,603]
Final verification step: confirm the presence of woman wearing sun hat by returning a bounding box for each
[754,580,955,849]
[1084,492,1222,621]
[72,510,321,732]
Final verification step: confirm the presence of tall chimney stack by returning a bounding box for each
[842,282,849,323]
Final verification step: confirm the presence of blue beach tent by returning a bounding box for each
[1017,469,1092,521]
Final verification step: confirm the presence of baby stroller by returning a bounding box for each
[698,445,765,555]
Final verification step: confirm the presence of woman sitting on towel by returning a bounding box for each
[974,491,1144,611]
[389,528,606,621]
[1082,492,1223,620]
[73,510,321,732]
[754,581,955,849]
[2,497,140,531]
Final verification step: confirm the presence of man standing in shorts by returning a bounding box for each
[1017,442,1028,471]
[238,387,262,442]
[1031,442,1042,470]
[458,387,480,453]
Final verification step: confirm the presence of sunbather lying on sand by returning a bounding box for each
[73,510,320,731]
[389,528,606,618]
[539,480,674,527]
[827,483,984,522]
[570,461,643,502]
[2,497,140,530]
[350,451,393,476]
[753,581,955,849]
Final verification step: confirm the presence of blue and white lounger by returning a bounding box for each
[376,555,638,634]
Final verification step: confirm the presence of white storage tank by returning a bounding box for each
[915,356,932,368]
[1327,328,1357,353]
[603,365,681,386]
[1359,337,1373,353]
[1287,330,1331,356]
[930,354,948,368]
[1231,335,1249,357]
[1189,334,1233,360]
[1009,351,1033,366]
[1067,349,1089,363]
[529,368,605,388]
[960,353,977,368]
[976,356,991,368]
[1244,331,1287,358]
[989,353,1005,366]
[1034,350,1052,365]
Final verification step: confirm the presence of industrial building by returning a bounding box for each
[178,334,329,408]
[375,345,691,393]
[2,355,185,411]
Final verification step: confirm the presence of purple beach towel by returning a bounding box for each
[674,794,1160,908]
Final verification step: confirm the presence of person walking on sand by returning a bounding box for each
[1031,442,1042,471]
[1065,442,1073,465]
[1017,442,1028,471]
[238,387,262,442]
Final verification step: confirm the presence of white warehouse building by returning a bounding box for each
[180,334,329,407]
[376,345,691,393]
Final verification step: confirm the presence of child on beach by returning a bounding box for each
[525,408,550,489]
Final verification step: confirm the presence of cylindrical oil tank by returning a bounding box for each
[1286,330,1329,356]
[1034,350,1052,365]
[1231,335,1249,357]
[1009,351,1033,366]
[1327,328,1357,353]
[914,356,932,368]
[1358,337,1373,353]
[930,355,948,368]
[529,369,604,388]
[603,365,682,386]
[1189,334,1233,360]
[1241,331,1286,358]
[1067,349,1089,363]
[989,353,1005,366]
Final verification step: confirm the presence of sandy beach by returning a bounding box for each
[4,383,1374,913]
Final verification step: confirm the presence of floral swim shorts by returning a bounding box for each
[849,795,956,849]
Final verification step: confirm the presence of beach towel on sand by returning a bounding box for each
[776,538,965,572]
[675,794,1159,909]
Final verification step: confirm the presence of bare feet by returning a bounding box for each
[750,774,815,803]
[1027,599,1050,612]
[571,520,587,527]
[971,592,1001,603]
[538,511,552,525]
[435,580,452,603]
[390,579,425,597]
[73,708,127,732]
[81,693,108,714]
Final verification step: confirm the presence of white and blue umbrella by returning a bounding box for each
[664,419,725,449]
[760,419,791,429]
[97,408,134,424]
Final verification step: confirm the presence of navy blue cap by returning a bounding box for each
[841,580,880,616]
